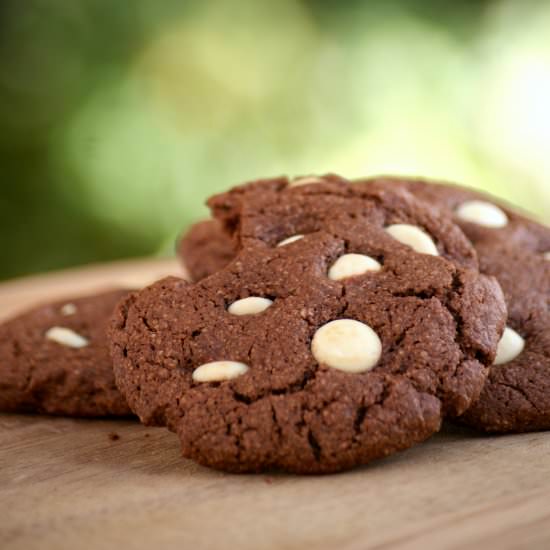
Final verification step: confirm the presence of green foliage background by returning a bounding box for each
[1,0,549,280]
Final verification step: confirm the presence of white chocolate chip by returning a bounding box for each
[385,224,439,256]
[328,254,382,281]
[290,176,325,187]
[456,200,508,228]
[228,297,273,316]
[277,234,304,247]
[45,327,89,348]
[61,303,77,316]
[311,319,382,373]
[543,252,550,261]
[494,327,525,365]
[192,361,249,382]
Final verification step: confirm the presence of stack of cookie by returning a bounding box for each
[1,175,548,474]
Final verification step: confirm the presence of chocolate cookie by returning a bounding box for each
[177,177,348,281]
[111,177,506,473]
[0,289,132,417]
[368,177,550,433]
[178,219,237,281]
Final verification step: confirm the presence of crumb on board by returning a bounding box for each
[108,432,120,441]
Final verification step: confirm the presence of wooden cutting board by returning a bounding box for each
[1,258,549,550]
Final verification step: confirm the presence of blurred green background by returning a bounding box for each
[1,0,549,281]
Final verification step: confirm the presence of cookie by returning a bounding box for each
[176,177,346,281]
[177,177,352,281]
[0,289,132,417]
[178,219,236,281]
[368,177,550,433]
[111,177,506,473]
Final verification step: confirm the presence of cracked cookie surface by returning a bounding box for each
[369,177,550,433]
[112,177,506,473]
[0,289,132,417]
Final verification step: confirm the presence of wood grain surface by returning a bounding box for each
[1,258,549,550]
